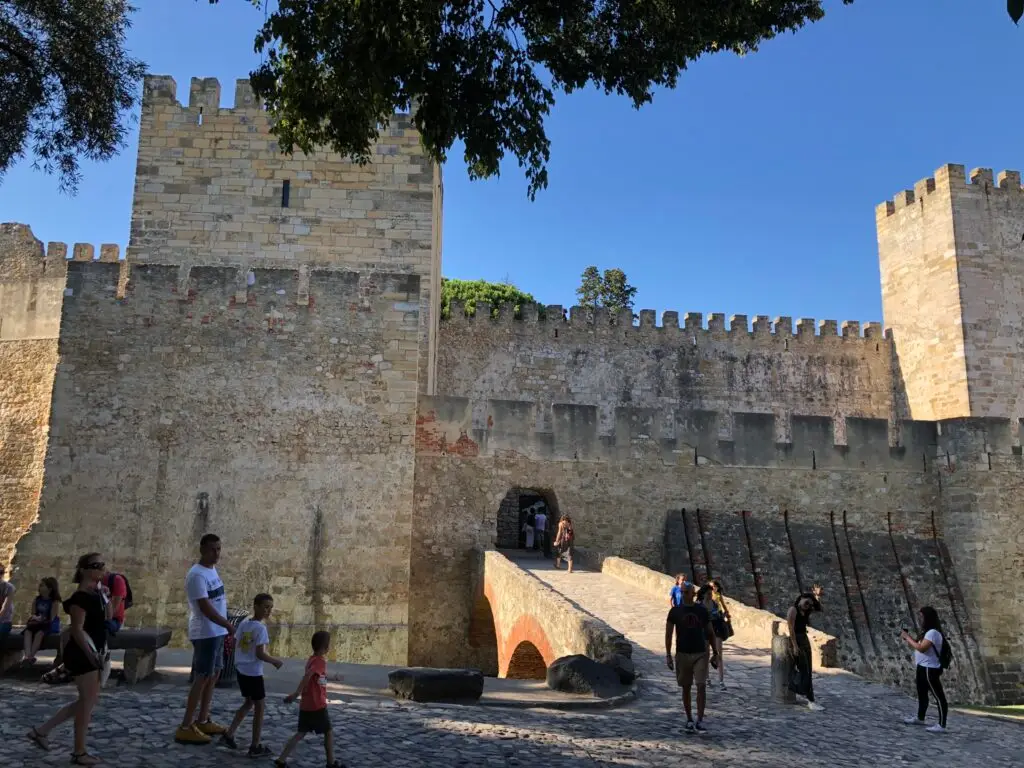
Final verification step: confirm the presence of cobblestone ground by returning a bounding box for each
[2,560,1022,767]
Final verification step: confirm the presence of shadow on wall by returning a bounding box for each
[467,593,499,676]
[659,502,993,704]
[495,487,559,550]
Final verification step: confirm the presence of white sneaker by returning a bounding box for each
[903,716,925,725]
[718,682,727,692]
[807,702,825,712]
[926,724,947,733]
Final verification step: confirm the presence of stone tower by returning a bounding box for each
[877,164,1024,422]
[8,76,443,663]
[878,164,1024,703]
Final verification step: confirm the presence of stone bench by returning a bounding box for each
[1,627,172,684]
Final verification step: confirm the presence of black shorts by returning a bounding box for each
[63,641,104,679]
[237,672,266,701]
[298,708,330,734]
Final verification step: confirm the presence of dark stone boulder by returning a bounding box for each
[546,654,625,698]
[599,652,636,685]
[388,667,484,703]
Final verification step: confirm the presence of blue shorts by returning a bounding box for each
[0,622,11,643]
[105,619,123,635]
[191,635,225,678]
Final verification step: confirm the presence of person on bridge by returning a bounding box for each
[669,573,692,608]
[553,516,575,572]
[787,584,825,711]
[665,583,718,734]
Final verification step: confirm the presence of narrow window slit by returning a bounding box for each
[197,106,203,126]
[281,180,290,208]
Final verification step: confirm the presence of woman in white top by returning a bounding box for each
[900,606,949,732]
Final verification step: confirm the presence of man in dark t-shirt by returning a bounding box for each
[665,583,718,733]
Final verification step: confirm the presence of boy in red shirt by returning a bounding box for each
[275,631,345,768]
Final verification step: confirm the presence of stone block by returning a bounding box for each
[546,655,624,698]
[387,667,484,703]
[122,649,158,685]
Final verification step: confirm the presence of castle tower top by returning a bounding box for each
[129,74,435,273]
[129,74,443,394]
[877,163,1024,422]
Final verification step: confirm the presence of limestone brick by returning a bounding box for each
[0,225,65,566]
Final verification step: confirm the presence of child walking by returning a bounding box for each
[275,631,345,768]
[221,593,283,756]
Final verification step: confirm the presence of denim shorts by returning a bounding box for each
[191,635,225,677]
[0,622,11,644]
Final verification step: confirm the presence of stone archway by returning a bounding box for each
[467,593,499,676]
[505,640,547,679]
[495,487,560,552]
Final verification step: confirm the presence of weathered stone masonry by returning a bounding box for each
[5,76,439,662]
[0,78,1021,706]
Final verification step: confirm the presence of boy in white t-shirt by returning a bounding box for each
[222,593,283,756]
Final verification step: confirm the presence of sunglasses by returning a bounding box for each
[83,562,105,571]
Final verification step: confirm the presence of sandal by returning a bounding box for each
[70,753,101,766]
[27,727,50,751]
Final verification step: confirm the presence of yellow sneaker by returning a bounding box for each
[174,724,212,745]
[196,720,227,736]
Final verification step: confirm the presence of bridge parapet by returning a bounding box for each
[478,550,630,678]
[582,550,838,669]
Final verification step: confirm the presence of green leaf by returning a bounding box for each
[1011,0,1024,24]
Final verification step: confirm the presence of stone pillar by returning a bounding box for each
[771,621,796,704]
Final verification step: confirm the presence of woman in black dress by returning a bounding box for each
[27,553,109,766]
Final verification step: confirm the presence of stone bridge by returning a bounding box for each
[468,550,630,678]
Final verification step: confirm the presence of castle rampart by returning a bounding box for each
[438,301,895,441]
[3,108,1023,705]
[9,232,423,662]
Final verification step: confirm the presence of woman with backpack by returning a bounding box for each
[900,606,949,733]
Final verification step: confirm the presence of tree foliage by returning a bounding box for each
[576,266,602,309]
[440,277,539,319]
[218,0,860,199]
[575,266,637,314]
[0,1,146,192]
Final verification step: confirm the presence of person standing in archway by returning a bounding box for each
[533,506,548,557]
[554,516,575,573]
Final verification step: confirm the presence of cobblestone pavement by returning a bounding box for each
[2,561,1023,767]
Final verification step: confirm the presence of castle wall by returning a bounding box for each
[936,419,1024,703]
[130,76,440,393]
[408,395,994,703]
[10,257,421,662]
[437,306,894,442]
[0,225,65,565]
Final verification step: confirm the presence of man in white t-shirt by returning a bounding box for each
[175,533,235,745]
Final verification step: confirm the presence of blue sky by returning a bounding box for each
[1,1,1020,324]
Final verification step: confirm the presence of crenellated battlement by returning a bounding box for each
[876,164,1023,220]
[141,75,413,122]
[416,395,944,469]
[445,301,884,341]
